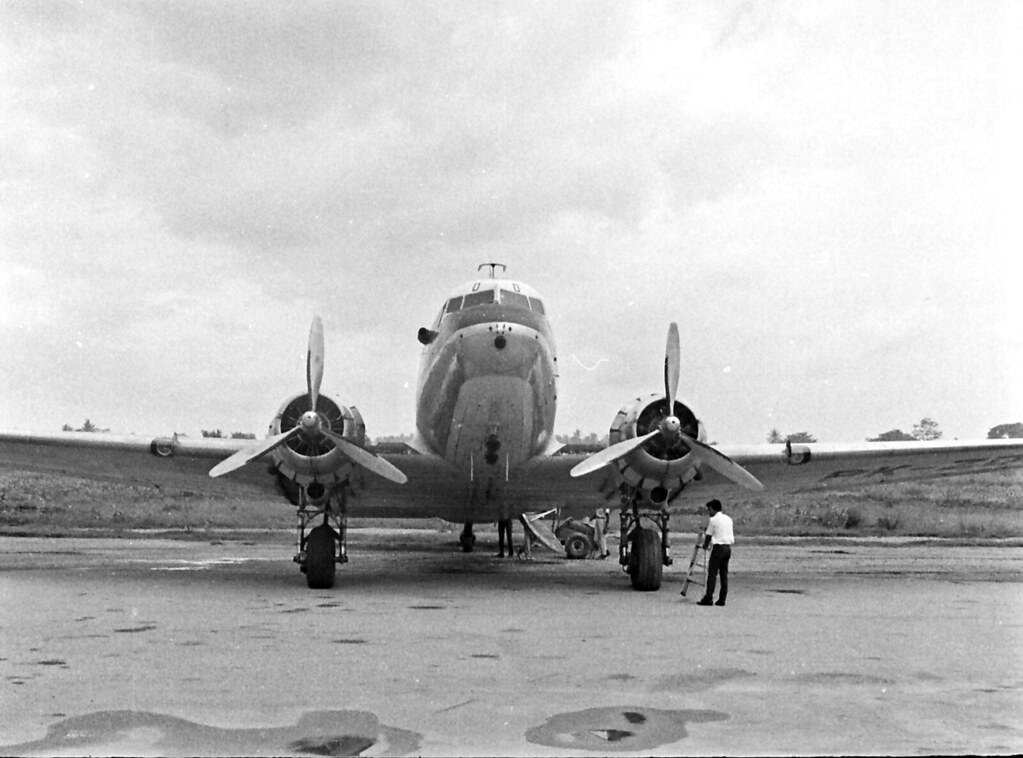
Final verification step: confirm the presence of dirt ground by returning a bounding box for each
[1,531,1021,756]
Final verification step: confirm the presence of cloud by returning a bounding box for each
[1,0,1019,441]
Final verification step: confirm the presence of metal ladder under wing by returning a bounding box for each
[680,532,708,597]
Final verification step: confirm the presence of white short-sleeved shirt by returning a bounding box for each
[705,512,734,545]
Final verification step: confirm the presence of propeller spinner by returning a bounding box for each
[569,322,763,491]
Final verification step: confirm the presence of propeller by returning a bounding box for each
[664,321,679,414]
[322,429,408,484]
[570,322,763,491]
[307,315,324,412]
[568,430,660,478]
[210,316,408,484]
[678,431,763,491]
[210,427,300,478]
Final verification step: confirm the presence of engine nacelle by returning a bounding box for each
[608,393,708,504]
[268,392,367,492]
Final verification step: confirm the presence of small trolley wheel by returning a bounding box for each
[564,532,593,560]
[305,525,336,589]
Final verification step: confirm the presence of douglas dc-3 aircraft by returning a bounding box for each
[3,263,1023,591]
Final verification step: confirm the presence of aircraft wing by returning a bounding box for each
[5,430,1021,519]
[0,429,483,521]
[717,438,1023,495]
[533,438,1023,506]
[0,429,275,499]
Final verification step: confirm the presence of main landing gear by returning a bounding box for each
[293,487,348,589]
[618,494,673,592]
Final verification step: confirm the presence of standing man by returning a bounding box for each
[516,514,535,559]
[593,507,610,559]
[496,503,514,558]
[697,499,733,607]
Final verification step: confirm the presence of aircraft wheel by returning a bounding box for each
[628,527,662,592]
[305,525,336,589]
[564,532,592,560]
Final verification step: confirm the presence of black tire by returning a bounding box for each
[305,525,336,589]
[564,533,592,560]
[628,527,662,591]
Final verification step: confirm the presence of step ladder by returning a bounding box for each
[680,532,708,597]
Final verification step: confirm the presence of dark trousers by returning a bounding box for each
[704,544,731,601]
[497,519,513,554]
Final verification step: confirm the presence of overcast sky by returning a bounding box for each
[2,0,1020,444]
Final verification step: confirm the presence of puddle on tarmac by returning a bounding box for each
[525,705,728,752]
[0,709,422,757]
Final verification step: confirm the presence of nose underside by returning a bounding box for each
[460,323,542,379]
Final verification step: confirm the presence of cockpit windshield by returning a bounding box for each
[461,289,496,309]
[499,289,530,310]
[442,285,544,316]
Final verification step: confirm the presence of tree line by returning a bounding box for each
[768,417,1023,443]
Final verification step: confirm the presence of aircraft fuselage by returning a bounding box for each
[415,277,558,479]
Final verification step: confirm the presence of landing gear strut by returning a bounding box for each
[293,486,348,589]
[618,495,673,592]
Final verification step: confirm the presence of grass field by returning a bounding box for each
[1,468,1021,539]
[688,469,1023,539]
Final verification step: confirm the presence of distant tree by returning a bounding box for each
[63,419,107,432]
[556,430,608,446]
[867,428,916,442]
[202,429,224,438]
[912,417,942,441]
[785,432,817,443]
[987,422,1023,439]
[230,432,256,439]
[556,429,584,444]
[767,428,784,443]
[373,433,415,444]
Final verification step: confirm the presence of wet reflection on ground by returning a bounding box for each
[0,710,422,757]
[525,705,728,752]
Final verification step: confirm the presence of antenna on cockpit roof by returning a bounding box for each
[477,262,506,279]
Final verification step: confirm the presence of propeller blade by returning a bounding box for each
[322,429,409,484]
[307,316,324,412]
[209,427,300,478]
[678,431,764,491]
[664,321,680,412]
[569,430,659,478]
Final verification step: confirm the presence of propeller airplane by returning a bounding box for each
[3,265,1022,591]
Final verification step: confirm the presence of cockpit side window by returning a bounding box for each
[461,289,496,309]
[445,296,463,314]
[499,289,530,310]
[528,297,545,315]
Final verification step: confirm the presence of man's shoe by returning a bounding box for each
[715,599,726,606]
[697,597,713,606]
